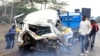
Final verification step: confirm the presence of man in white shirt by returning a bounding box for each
[79,16,91,56]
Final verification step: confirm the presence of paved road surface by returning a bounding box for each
[0,25,100,56]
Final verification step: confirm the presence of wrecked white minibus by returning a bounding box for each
[15,9,63,50]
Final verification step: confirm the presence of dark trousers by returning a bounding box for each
[5,33,15,49]
[89,33,96,49]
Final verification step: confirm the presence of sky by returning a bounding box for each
[61,0,100,17]
[0,0,100,17]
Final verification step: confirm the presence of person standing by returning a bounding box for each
[5,24,16,49]
[79,16,91,56]
[89,20,99,51]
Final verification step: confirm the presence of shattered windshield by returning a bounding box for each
[29,25,51,36]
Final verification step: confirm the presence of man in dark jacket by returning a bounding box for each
[89,20,99,51]
[5,24,16,49]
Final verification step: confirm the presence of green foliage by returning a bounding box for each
[0,0,39,24]
[14,7,38,23]
[15,7,28,15]
[0,16,10,23]
[0,6,11,23]
[48,1,68,10]
[15,7,38,15]
[34,0,48,3]
[1,0,68,24]
[29,7,38,13]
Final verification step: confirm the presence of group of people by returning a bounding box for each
[79,15,99,56]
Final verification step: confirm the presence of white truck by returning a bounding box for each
[15,9,63,50]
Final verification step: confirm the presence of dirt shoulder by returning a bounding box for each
[0,24,10,41]
[0,24,10,55]
[0,24,12,56]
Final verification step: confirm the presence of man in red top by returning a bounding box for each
[89,20,99,51]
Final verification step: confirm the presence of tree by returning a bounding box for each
[33,0,49,9]
[30,0,34,7]
[10,0,14,24]
[3,0,7,22]
[44,0,48,9]
[0,0,39,24]
[48,1,68,10]
[52,0,56,3]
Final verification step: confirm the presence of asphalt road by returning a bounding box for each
[0,24,100,56]
[88,30,100,56]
